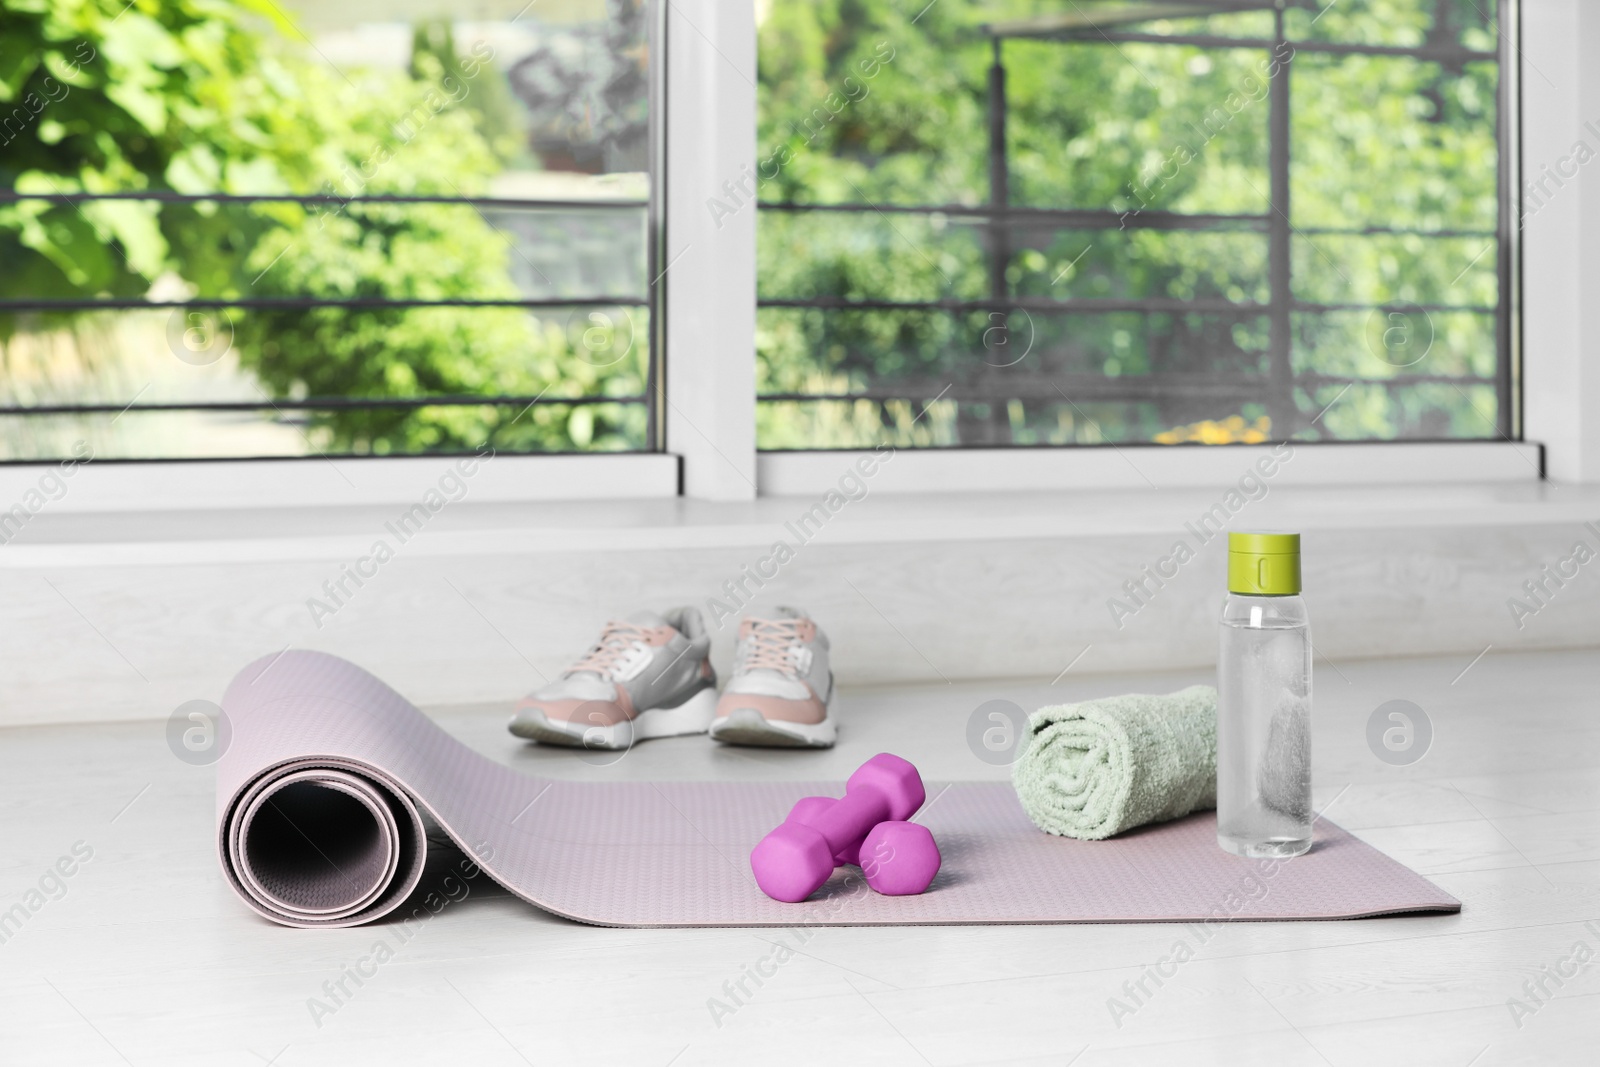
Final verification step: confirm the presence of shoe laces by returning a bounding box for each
[569,621,653,678]
[742,618,805,675]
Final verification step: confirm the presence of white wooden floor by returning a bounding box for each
[1,649,1596,1066]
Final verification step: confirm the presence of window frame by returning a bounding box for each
[0,0,671,498]
[0,0,1562,510]
[751,2,1523,473]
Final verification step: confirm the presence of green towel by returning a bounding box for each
[1012,685,1218,840]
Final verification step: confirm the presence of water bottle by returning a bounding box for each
[1217,532,1312,858]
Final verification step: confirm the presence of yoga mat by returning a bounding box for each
[217,652,1460,928]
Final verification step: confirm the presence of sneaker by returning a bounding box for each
[709,607,836,748]
[509,608,718,750]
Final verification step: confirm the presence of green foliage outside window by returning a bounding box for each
[0,0,1508,456]
[0,0,644,454]
[753,0,1504,449]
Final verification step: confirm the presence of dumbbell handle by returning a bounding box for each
[787,796,858,866]
[805,788,894,858]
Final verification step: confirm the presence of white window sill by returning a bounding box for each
[0,471,1586,570]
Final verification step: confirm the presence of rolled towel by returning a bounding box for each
[1012,685,1218,840]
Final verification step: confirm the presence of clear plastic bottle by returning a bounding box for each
[1217,532,1312,858]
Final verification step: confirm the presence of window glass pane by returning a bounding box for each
[1012,228,1271,303]
[0,400,647,461]
[755,0,1508,450]
[1290,55,1499,233]
[1,200,648,304]
[0,0,652,460]
[757,306,1274,449]
[1292,234,1498,307]
[0,305,649,457]
[1284,0,1499,50]
[759,210,995,302]
[1294,380,1499,441]
[1294,307,1495,374]
[755,9,987,207]
[1007,41,1272,216]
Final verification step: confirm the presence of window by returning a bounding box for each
[2,0,1527,497]
[753,0,1513,452]
[0,0,658,461]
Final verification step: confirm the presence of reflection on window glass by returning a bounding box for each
[755,0,1507,450]
[0,0,652,459]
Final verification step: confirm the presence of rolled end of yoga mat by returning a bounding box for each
[1012,685,1217,840]
[216,654,434,928]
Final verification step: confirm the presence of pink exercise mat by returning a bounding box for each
[216,652,1460,928]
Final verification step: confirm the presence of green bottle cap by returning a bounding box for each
[1228,532,1301,595]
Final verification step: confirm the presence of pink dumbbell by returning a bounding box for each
[784,800,941,895]
[784,796,942,894]
[858,820,941,896]
[753,753,936,902]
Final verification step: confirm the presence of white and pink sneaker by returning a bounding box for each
[708,607,836,748]
[509,608,717,750]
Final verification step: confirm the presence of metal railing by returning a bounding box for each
[0,188,655,454]
[756,0,1516,445]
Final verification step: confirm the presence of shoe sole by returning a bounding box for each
[509,688,718,750]
[709,706,837,748]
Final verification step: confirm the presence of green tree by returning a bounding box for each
[754,0,1502,448]
[0,0,290,308]
[1,0,642,454]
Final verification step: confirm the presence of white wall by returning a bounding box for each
[3,484,1599,727]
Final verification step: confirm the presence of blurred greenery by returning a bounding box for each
[0,0,1506,457]
[0,0,645,455]
[754,0,1504,448]
[410,19,528,168]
